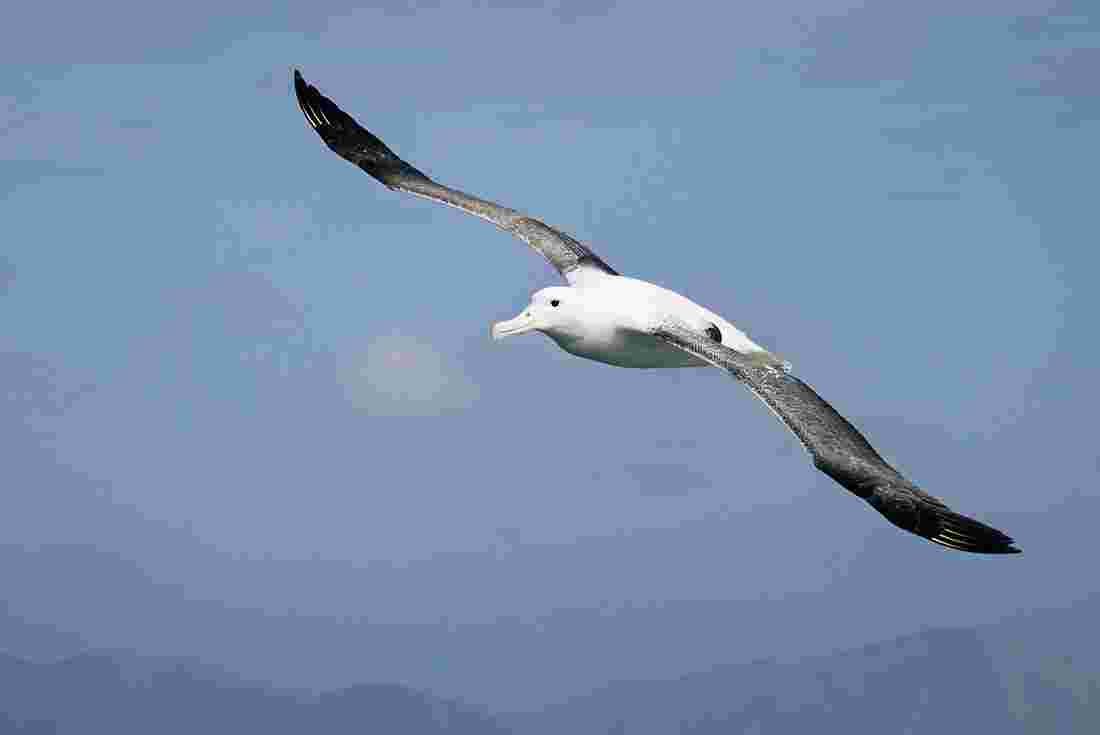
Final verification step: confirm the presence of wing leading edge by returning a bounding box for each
[293,70,618,283]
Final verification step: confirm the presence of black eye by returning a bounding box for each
[550,299,561,307]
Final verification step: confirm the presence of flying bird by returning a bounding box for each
[293,70,1020,554]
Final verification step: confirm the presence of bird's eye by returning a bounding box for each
[550,299,561,307]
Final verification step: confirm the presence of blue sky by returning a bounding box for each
[2,0,1098,706]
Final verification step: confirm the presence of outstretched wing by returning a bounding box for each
[293,70,618,284]
[652,321,1020,554]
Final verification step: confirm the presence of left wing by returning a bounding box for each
[293,70,618,284]
[652,321,1021,554]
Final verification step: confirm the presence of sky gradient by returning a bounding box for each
[2,0,1097,707]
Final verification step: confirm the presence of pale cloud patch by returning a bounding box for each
[341,333,479,417]
[0,255,15,293]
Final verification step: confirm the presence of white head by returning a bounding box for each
[490,286,586,342]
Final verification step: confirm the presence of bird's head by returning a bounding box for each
[490,287,584,341]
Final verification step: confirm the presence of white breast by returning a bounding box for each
[551,328,710,368]
[551,276,775,369]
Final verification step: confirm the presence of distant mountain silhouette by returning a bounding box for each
[510,628,990,733]
[2,613,1096,734]
[4,493,1095,709]
[0,601,84,662]
[0,651,509,735]
[504,622,1098,734]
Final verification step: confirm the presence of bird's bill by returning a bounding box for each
[490,310,539,340]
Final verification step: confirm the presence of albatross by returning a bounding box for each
[293,70,1020,555]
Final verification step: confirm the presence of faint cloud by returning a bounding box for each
[361,0,444,17]
[795,5,931,90]
[887,190,961,202]
[118,118,154,130]
[622,462,712,497]
[757,47,790,67]
[341,334,479,417]
[1010,7,1097,41]
[3,160,106,177]
[492,526,524,557]
[0,351,95,419]
[942,167,969,185]
[0,75,50,135]
[0,160,106,195]
[654,437,699,451]
[552,0,616,24]
[484,0,616,24]
[1018,46,1100,124]
[1,108,41,135]
[256,70,277,90]
[880,121,963,156]
[796,1,1100,125]
[0,256,14,293]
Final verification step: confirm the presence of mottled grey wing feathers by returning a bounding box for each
[293,70,618,281]
[653,321,1020,554]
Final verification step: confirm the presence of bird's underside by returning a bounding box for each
[293,70,1021,554]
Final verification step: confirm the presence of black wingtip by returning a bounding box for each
[293,69,321,131]
[291,70,429,187]
[929,510,1021,555]
[864,481,1021,555]
[292,69,306,94]
[292,68,355,137]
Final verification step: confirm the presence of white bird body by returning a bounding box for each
[521,275,777,369]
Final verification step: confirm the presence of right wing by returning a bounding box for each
[293,70,619,284]
[652,320,1021,554]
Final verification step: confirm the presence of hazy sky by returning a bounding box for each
[2,0,1097,707]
